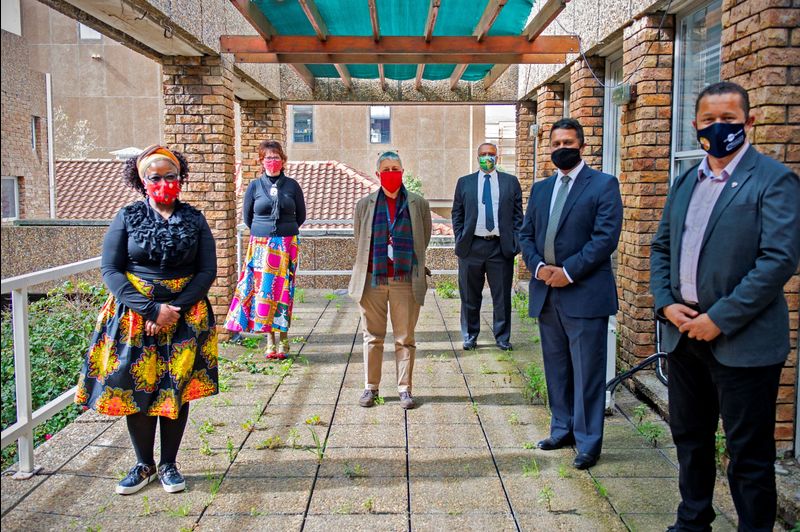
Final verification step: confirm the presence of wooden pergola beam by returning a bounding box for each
[368,0,380,42]
[415,64,425,90]
[220,35,579,55]
[449,64,468,90]
[484,0,570,89]
[378,63,387,91]
[334,63,352,90]
[298,0,329,41]
[235,52,568,64]
[473,0,508,42]
[423,0,441,42]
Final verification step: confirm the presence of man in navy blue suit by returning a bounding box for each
[519,118,623,470]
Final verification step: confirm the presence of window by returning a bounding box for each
[561,76,571,118]
[603,51,624,178]
[78,22,102,41]
[31,116,41,155]
[369,106,391,144]
[1,177,20,220]
[670,0,722,182]
[292,105,313,143]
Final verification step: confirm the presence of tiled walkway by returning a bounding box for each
[1,290,743,531]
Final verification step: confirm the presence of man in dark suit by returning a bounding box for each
[452,142,523,351]
[519,118,623,470]
[651,81,800,531]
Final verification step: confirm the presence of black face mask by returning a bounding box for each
[551,148,582,171]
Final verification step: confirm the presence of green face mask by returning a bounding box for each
[478,155,497,172]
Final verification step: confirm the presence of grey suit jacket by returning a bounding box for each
[650,145,800,367]
[348,189,433,306]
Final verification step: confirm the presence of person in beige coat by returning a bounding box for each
[348,151,432,409]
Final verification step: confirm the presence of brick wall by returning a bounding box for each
[515,100,535,281]
[534,83,565,183]
[238,99,286,212]
[569,56,605,170]
[720,0,800,453]
[615,14,675,369]
[162,55,237,329]
[1,30,50,219]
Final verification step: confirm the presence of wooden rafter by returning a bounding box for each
[234,52,567,64]
[449,64,468,90]
[227,0,315,90]
[220,35,579,55]
[484,0,570,89]
[423,0,441,42]
[368,0,380,42]
[298,0,329,41]
[415,64,425,90]
[334,63,352,90]
[452,0,508,90]
[378,63,387,91]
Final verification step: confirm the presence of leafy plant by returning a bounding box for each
[291,336,306,344]
[324,293,338,301]
[403,172,424,196]
[250,507,263,517]
[305,414,323,426]
[307,428,325,463]
[226,436,236,462]
[470,401,479,416]
[538,485,555,512]
[295,288,306,304]
[522,457,540,478]
[344,462,367,479]
[522,442,536,450]
[632,404,648,425]
[287,427,301,449]
[638,421,665,447]
[523,364,548,406]
[495,352,516,363]
[373,395,385,406]
[195,419,216,435]
[363,497,375,513]
[256,435,283,450]
[167,503,191,518]
[434,279,458,299]
[141,495,152,516]
[592,477,609,498]
[715,429,728,466]
[508,412,522,426]
[557,464,571,479]
[199,435,214,456]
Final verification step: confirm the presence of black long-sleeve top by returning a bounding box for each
[243,173,306,237]
[101,200,217,322]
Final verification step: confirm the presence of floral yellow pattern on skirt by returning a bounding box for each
[75,273,218,419]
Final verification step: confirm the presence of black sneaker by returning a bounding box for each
[158,462,186,493]
[116,463,157,495]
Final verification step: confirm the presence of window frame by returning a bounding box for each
[669,0,723,184]
[369,105,391,144]
[1,176,20,221]
[77,22,102,42]
[292,105,314,144]
[602,49,624,178]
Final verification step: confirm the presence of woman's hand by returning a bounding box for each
[156,304,181,328]
[145,320,160,336]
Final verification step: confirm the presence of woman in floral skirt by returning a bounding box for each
[75,145,218,495]
[225,140,306,359]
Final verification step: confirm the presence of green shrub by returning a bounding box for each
[403,173,424,197]
[1,281,106,470]
[434,279,458,299]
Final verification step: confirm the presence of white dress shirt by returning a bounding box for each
[474,169,501,237]
[536,160,585,282]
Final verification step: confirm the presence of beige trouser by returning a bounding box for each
[358,274,421,393]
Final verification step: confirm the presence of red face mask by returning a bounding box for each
[143,179,181,205]
[263,159,283,175]
[379,170,403,194]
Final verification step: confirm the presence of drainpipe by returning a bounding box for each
[468,105,474,172]
[45,73,55,218]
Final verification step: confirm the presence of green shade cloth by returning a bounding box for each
[253,0,534,81]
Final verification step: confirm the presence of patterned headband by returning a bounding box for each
[136,145,180,179]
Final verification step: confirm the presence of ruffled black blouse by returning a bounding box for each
[101,200,217,321]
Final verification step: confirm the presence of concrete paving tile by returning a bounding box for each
[493,450,573,479]
[196,514,304,531]
[326,422,406,448]
[204,477,313,515]
[1,510,196,532]
[516,510,627,531]
[480,418,550,448]
[227,449,319,478]
[476,405,551,427]
[281,373,345,388]
[407,422,487,448]
[308,476,407,515]
[462,372,525,388]
[409,476,509,514]
[303,513,407,532]
[503,471,613,515]
[260,404,336,426]
[329,404,405,426]
[318,447,407,478]
[468,387,530,406]
[268,384,340,405]
[245,424,329,450]
[618,512,675,532]
[406,403,480,424]
[590,448,677,478]
[408,447,496,478]
[600,477,682,514]
[603,423,671,449]
[56,444,132,478]
[412,512,517,531]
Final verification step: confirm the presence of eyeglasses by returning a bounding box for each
[144,173,179,183]
[263,156,282,161]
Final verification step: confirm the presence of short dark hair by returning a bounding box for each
[695,81,750,117]
[258,140,287,163]
[123,149,189,198]
[550,118,585,146]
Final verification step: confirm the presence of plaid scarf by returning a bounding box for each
[371,187,415,287]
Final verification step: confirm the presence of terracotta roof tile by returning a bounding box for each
[56,160,138,220]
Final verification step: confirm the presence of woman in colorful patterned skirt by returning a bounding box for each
[75,145,218,495]
[225,140,306,359]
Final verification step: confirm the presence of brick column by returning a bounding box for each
[239,100,286,198]
[616,14,675,370]
[162,55,236,329]
[721,0,800,454]
[535,83,565,183]
[515,100,535,281]
[569,56,605,170]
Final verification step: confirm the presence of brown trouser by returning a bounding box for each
[358,274,421,393]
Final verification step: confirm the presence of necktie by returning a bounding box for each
[483,174,495,232]
[544,175,572,265]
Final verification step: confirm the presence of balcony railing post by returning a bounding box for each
[11,287,39,478]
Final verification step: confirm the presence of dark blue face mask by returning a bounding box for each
[696,122,746,158]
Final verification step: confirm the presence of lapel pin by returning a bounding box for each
[731,182,738,188]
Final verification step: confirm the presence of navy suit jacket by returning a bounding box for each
[452,171,523,260]
[519,164,623,319]
[650,145,800,367]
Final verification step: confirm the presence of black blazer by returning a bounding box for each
[451,170,523,259]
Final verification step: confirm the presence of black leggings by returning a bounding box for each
[125,404,189,466]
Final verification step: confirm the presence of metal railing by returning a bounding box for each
[1,257,101,479]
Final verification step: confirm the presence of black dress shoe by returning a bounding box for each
[463,338,477,350]
[496,341,513,351]
[573,453,599,470]
[536,435,575,451]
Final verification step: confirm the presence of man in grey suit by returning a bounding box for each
[651,81,800,531]
[452,142,523,351]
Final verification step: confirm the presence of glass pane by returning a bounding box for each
[293,106,313,143]
[675,0,722,152]
[674,156,704,183]
[370,106,390,144]
[1,178,18,219]
[78,23,102,41]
